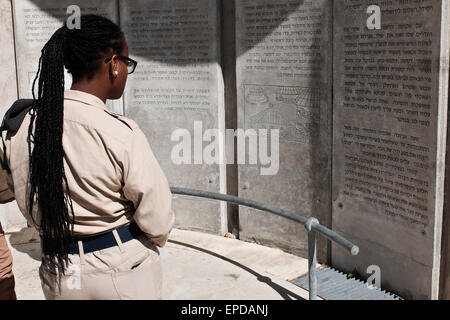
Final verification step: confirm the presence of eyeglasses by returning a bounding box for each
[104,55,138,74]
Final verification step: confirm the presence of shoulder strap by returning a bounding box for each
[0,99,35,174]
[103,109,137,131]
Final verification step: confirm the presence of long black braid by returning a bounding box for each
[28,14,125,271]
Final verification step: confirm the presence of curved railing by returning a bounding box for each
[170,187,359,300]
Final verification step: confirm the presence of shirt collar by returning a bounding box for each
[64,90,107,110]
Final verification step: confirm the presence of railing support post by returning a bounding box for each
[305,217,319,300]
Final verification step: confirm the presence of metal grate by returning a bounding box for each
[291,267,402,300]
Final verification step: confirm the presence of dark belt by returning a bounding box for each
[68,221,144,255]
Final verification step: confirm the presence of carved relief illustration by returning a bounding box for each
[244,84,321,144]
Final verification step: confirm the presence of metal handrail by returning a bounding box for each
[170,187,359,300]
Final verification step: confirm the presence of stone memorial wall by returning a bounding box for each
[332,0,449,299]
[236,0,332,259]
[0,0,449,299]
[120,0,226,234]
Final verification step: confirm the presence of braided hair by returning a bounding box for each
[28,14,125,271]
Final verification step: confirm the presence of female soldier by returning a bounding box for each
[4,14,175,299]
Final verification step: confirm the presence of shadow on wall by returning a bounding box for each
[26,0,305,65]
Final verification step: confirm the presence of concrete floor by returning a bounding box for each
[5,227,317,300]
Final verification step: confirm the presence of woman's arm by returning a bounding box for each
[122,127,175,248]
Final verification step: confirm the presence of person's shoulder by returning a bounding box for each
[63,103,139,147]
[103,109,139,131]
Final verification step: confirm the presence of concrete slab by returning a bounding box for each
[332,0,449,300]
[5,228,314,300]
[235,0,333,262]
[120,0,226,236]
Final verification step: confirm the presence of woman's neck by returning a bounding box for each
[71,80,108,104]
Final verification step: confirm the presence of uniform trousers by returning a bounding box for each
[0,222,16,300]
[39,230,162,300]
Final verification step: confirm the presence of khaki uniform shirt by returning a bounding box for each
[4,90,175,247]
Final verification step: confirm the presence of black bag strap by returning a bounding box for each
[0,99,35,133]
[0,99,35,174]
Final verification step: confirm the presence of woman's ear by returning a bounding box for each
[111,54,119,78]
